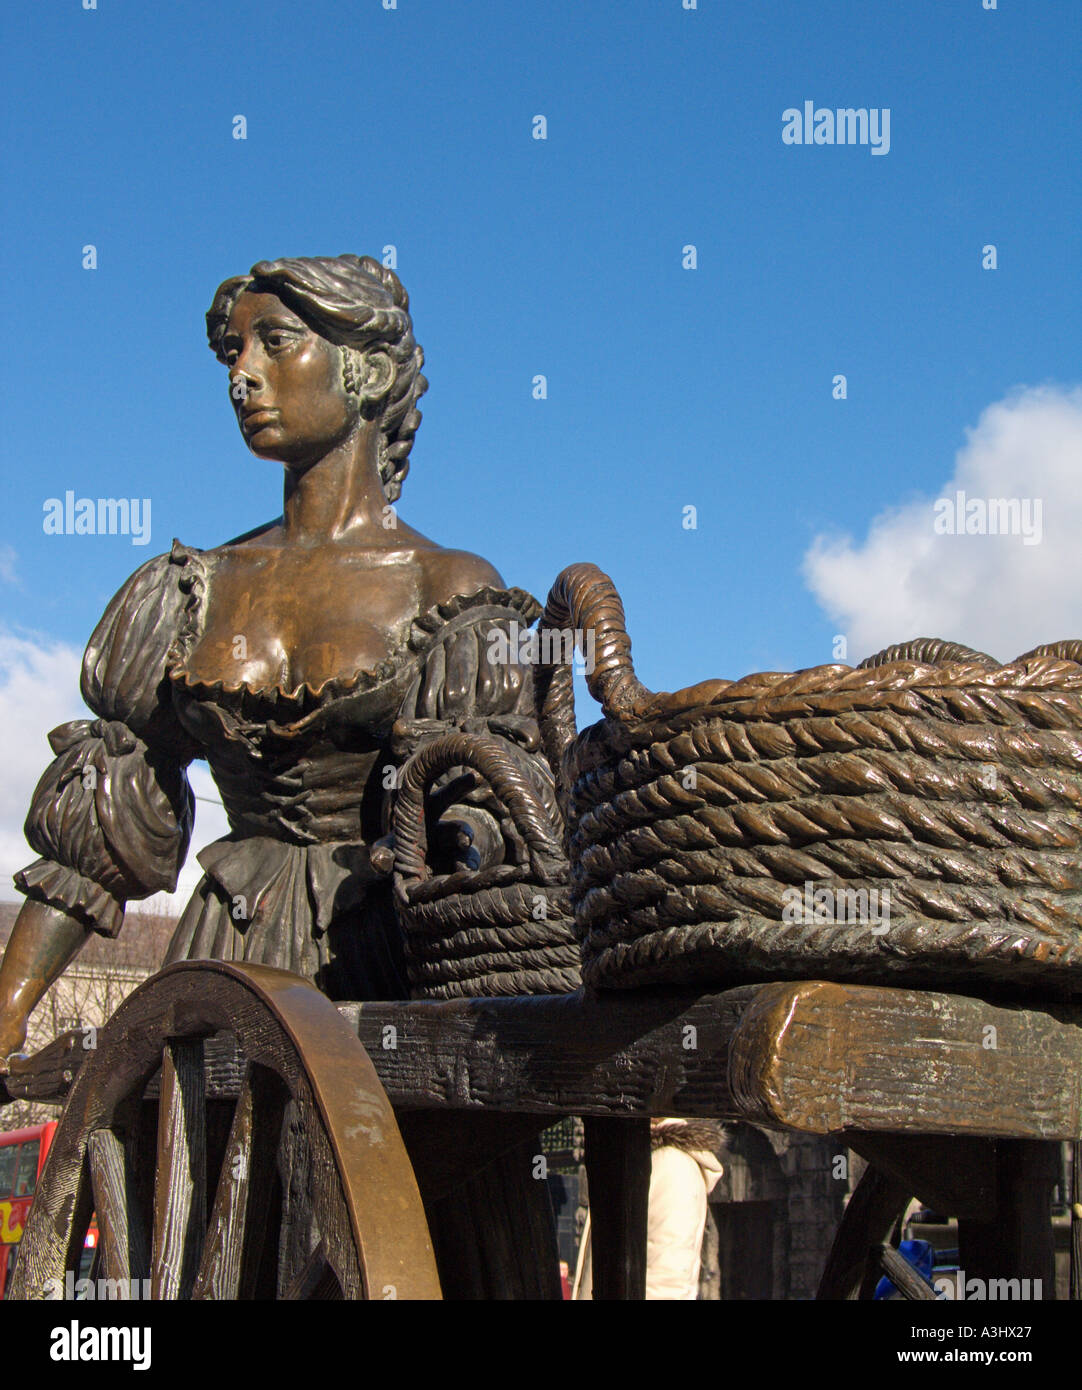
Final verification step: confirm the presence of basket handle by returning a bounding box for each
[391,730,565,890]
[532,564,654,784]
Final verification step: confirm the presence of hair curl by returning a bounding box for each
[206,254,427,504]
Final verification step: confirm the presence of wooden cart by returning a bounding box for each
[4,959,1080,1300]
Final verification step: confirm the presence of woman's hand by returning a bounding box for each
[0,1007,29,1072]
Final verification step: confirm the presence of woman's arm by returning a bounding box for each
[2,551,199,1063]
[0,899,92,1061]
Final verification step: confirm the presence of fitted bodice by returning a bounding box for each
[159,541,542,846]
[171,661,421,846]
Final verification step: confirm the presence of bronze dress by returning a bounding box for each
[16,539,575,1298]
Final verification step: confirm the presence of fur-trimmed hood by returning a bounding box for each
[650,1119,726,1156]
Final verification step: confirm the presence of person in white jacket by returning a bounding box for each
[573,1118,725,1300]
[645,1119,725,1299]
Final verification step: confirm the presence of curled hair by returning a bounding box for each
[206,254,427,503]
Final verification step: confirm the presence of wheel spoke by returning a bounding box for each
[192,1063,285,1299]
[88,1129,150,1295]
[281,1240,343,1301]
[152,1039,207,1300]
[877,1243,937,1300]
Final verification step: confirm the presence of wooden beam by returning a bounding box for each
[845,1133,996,1221]
[343,986,759,1118]
[87,1129,150,1290]
[1072,1141,1082,1301]
[584,1118,650,1300]
[343,983,1082,1140]
[9,978,1082,1143]
[151,1040,207,1301]
[728,981,1082,1139]
[957,1140,1058,1300]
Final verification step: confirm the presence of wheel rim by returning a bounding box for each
[9,960,441,1301]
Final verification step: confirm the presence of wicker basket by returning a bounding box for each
[391,730,581,998]
[534,564,1082,998]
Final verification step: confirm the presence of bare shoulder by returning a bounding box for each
[214,518,284,551]
[419,547,505,606]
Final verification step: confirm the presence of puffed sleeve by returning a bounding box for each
[14,547,199,936]
[388,588,581,998]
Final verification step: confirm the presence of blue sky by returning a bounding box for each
[2,0,1081,898]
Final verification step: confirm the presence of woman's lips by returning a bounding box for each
[241,409,279,433]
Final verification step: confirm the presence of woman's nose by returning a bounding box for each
[230,367,259,406]
[229,342,266,402]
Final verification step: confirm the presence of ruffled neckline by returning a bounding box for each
[163,538,542,716]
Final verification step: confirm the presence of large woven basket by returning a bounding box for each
[391,730,581,998]
[534,563,1082,998]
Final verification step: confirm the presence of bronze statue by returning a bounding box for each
[0,254,576,1296]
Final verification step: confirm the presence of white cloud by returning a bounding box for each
[0,628,230,921]
[804,385,1082,662]
[0,548,16,585]
[0,631,87,896]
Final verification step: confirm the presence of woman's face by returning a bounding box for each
[220,289,360,468]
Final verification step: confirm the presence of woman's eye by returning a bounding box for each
[266,331,296,350]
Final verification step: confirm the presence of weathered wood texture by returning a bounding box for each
[152,1040,207,1300]
[5,1027,87,1102]
[191,1065,287,1300]
[727,981,1082,1138]
[417,1129,563,1300]
[878,1243,937,1300]
[1071,1141,1081,1300]
[87,1128,150,1287]
[343,987,756,1118]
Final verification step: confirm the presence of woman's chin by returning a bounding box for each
[245,437,288,462]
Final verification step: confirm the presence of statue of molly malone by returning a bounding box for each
[0,254,578,1298]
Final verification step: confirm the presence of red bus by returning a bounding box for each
[0,1122,98,1300]
[0,1122,56,1299]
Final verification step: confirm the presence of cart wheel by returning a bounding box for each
[8,960,441,1301]
[816,1163,914,1300]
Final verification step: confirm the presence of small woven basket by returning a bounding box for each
[534,564,1082,998]
[391,730,581,998]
